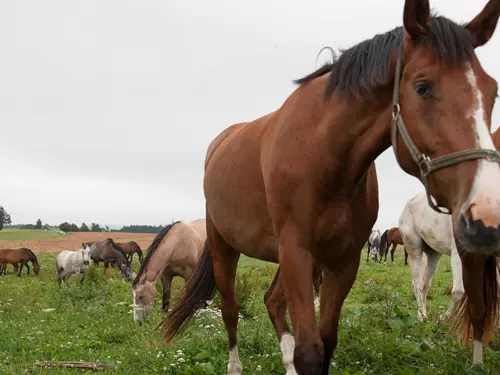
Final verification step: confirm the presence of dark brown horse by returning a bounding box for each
[163,1,500,373]
[83,238,132,281]
[0,248,40,277]
[378,227,408,265]
[116,241,143,264]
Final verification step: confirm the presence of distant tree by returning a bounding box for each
[80,223,90,232]
[0,207,12,231]
[36,219,42,229]
[91,223,101,232]
[59,222,71,232]
[105,225,110,232]
[70,223,79,232]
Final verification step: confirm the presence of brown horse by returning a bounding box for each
[0,248,40,277]
[378,227,408,265]
[163,2,500,373]
[116,241,143,264]
[83,238,132,281]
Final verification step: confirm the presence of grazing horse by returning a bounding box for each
[366,230,381,262]
[132,220,207,325]
[378,227,408,265]
[132,219,324,326]
[56,245,92,287]
[116,241,143,264]
[0,248,40,277]
[84,238,132,281]
[162,2,500,373]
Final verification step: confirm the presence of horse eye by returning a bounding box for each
[415,81,432,98]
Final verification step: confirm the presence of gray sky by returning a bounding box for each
[1,0,499,230]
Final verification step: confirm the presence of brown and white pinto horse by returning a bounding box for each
[163,1,500,374]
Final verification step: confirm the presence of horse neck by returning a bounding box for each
[320,84,394,186]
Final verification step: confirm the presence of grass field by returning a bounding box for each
[1,251,500,375]
[0,229,67,241]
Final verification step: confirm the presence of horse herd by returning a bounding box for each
[0,238,142,282]
[4,0,500,373]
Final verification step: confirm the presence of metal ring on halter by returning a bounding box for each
[392,103,400,119]
[418,155,431,175]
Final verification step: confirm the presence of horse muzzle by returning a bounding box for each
[458,212,500,254]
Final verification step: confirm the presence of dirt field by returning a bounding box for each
[0,232,157,253]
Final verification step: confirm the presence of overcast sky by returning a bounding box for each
[1,0,499,230]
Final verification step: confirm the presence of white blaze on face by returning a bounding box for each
[464,66,500,225]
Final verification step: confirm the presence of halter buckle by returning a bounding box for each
[392,102,401,120]
[418,155,431,175]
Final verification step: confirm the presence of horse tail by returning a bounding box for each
[132,221,180,286]
[379,230,389,254]
[447,254,500,345]
[160,240,216,343]
[136,246,144,263]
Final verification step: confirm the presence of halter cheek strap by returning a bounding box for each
[391,48,500,213]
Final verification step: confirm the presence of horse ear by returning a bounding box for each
[403,0,431,40]
[465,0,500,48]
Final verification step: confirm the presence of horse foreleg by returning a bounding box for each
[366,246,370,262]
[104,262,110,277]
[406,243,426,322]
[319,250,360,375]
[440,247,464,322]
[404,249,408,266]
[279,228,322,375]
[161,271,173,312]
[421,249,441,318]
[18,263,24,277]
[25,263,30,275]
[264,267,297,375]
[80,271,87,285]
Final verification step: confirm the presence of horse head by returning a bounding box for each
[131,272,157,326]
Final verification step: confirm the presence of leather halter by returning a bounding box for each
[391,48,500,213]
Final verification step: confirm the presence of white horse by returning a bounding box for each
[367,229,381,262]
[399,192,464,324]
[56,245,92,288]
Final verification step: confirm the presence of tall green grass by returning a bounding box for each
[0,252,499,374]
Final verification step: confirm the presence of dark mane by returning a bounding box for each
[132,221,181,286]
[295,15,474,99]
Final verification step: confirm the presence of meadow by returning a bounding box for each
[1,250,500,375]
[0,229,67,241]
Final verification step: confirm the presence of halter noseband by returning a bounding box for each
[391,48,500,213]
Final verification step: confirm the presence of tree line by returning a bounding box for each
[1,206,165,234]
[58,222,108,233]
[117,225,164,233]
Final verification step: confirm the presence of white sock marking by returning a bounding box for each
[228,346,243,375]
[280,333,297,374]
[473,340,483,365]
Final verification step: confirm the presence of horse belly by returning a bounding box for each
[205,127,278,262]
